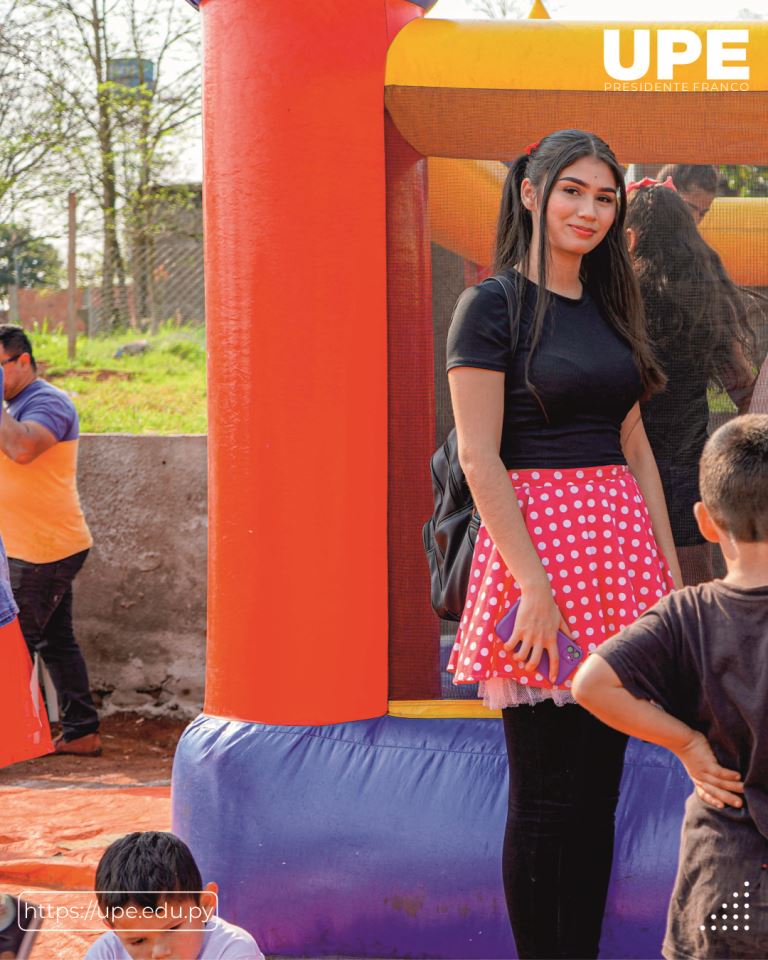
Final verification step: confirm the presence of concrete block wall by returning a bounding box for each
[75,434,207,717]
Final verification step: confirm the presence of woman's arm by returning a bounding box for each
[718,339,756,414]
[749,355,768,414]
[620,403,683,589]
[449,366,569,682]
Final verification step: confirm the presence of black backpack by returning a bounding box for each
[422,274,520,621]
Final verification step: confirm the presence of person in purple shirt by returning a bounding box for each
[0,325,99,756]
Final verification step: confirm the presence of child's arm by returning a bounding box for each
[573,655,745,810]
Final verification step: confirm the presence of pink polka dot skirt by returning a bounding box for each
[447,464,675,703]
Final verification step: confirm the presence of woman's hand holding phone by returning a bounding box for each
[503,578,570,684]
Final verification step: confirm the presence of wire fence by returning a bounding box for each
[5,188,205,335]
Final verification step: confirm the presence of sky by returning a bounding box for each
[428,0,768,18]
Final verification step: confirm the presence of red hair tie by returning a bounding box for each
[525,140,541,156]
[626,175,677,195]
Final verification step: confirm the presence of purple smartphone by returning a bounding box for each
[493,600,583,686]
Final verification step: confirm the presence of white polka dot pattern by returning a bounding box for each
[447,464,675,696]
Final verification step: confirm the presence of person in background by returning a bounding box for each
[0,325,100,756]
[656,163,718,224]
[626,182,759,584]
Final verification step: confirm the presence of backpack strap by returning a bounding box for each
[488,272,520,357]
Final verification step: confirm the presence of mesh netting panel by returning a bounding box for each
[387,131,768,701]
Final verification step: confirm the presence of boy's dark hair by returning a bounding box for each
[0,325,36,371]
[656,164,718,195]
[95,831,203,913]
[700,415,768,542]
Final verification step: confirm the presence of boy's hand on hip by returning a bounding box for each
[675,731,744,810]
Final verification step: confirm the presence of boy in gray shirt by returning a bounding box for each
[85,832,263,959]
[574,415,768,960]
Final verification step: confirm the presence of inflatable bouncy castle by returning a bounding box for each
[173,2,768,955]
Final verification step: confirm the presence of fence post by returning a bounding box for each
[7,284,19,324]
[67,191,77,360]
[84,286,94,336]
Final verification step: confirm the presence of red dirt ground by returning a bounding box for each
[0,713,188,959]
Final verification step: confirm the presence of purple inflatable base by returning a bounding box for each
[172,714,689,959]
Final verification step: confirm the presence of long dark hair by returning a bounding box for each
[494,129,665,401]
[625,184,757,383]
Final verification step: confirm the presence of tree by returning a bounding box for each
[0,223,62,295]
[471,0,525,16]
[112,0,202,328]
[0,2,74,220]
[718,166,768,197]
[16,0,201,329]
[470,0,562,16]
[9,0,127,327]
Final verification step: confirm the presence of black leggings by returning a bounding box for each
[502,700,628,960]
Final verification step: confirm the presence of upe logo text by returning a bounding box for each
[603,29,749,81]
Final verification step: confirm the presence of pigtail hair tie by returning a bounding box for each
[626,175,677,195]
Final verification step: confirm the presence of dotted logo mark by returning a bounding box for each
[699,882,751,934]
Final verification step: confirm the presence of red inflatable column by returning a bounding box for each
[201,0,406,724]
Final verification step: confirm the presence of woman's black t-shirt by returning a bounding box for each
[446,271,643,469]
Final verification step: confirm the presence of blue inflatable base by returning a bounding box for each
[172,714,690,959]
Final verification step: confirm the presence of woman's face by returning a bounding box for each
[528,155,619,260]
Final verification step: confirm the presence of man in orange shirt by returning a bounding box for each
[0,326,100,756]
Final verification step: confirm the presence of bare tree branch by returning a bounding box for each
[7,0,201,327]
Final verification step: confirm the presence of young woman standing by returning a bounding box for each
[446,129,682,959]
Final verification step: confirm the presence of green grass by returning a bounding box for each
[31,323,206,434]
[708,387,742,415]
